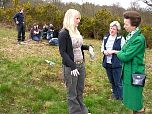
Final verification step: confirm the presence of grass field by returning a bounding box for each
[0,27,152,114]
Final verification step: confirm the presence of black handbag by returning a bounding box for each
[132,73,146,87]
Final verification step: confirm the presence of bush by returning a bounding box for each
[0,3,63,30]
[141,24,152,49]
[0,2,152,44]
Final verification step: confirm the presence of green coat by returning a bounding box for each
[117,29,146,111]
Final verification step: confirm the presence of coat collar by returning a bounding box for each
[126,29,141,44]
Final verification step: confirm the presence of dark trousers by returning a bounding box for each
[17,24,25,42]
[105,63,122,100]
[32,35,41,41]
[63,63,88,114]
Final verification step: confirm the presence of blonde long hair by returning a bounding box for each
[63,9,81,37]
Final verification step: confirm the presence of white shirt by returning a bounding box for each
[101,35,125,64]
[71,36,83,62]
[126,27,139,41]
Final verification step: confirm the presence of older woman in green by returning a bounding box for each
[112,11,146,114]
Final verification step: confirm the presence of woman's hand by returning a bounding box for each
[104,50,119,55]
[108,50,119,54]
[103,50,110,55]
[71,69,80,76]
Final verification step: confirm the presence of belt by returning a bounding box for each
[75,60,83,64]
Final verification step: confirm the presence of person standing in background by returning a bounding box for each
[13,8,25,44]
[101,21,125,100]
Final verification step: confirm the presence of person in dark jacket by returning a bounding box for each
[29,24,41,42]
[47,24,54,40]
[13,8,25,44]
[42,24,48,39]
[101,21,125,100]
[58,9,94,114]
[47,24,59,46]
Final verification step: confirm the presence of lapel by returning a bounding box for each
[126,29,141,44]
[103,34,110,50]
[112,35,121,49]
[114,35,121,42]
[122,29,141,50]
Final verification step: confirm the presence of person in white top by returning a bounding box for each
[101,21,125,100]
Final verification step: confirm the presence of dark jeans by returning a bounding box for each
[63,63,88,114]
[105,63,122,100]
[17,24,25,42]
[47,32,53,40]
[42,32,47,39]
[49,38,59,46]
[32,35,41,41]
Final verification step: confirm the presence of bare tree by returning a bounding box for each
[130,1,141,10]
[43,0,61,3]
[142,0,152,6]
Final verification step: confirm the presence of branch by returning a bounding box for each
[143,0,152,6]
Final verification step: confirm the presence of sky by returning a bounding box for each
[61,0,148,9]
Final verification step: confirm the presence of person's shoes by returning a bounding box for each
[133,108,145,114]
[17,41,21,45]
[20,41,26,45]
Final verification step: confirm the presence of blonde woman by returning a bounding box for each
[58,9,94,114]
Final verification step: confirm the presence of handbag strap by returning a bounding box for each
[145,40,147,75]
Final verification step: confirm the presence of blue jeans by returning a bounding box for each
[105,63,122,100]
[47,31,53,40]
[62,63,88,114]
[49,38,59,46]
[32,35,41,41]
[42,31,47,39]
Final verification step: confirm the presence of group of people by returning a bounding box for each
[13,9,59,46]
[59,9,146,114]
[28,23,59,45]
[101,11,146,114]
[13,8,146,114]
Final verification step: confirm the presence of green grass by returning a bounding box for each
[0,27,152,114]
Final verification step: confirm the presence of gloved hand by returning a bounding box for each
[89,45,95,60]
[71,69,80,76]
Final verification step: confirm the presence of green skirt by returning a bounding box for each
[123,83,143,111]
